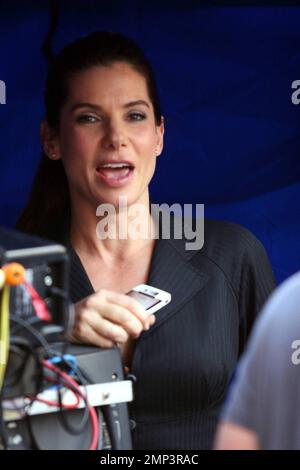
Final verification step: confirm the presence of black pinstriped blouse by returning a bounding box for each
[63,219,275,450]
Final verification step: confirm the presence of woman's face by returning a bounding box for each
[48,62,164,210]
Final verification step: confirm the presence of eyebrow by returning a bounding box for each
[70,100,150,112]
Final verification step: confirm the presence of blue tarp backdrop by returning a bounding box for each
[0,1,300,283]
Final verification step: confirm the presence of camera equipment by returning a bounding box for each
[0,227,133,450]
[0,225,72,334]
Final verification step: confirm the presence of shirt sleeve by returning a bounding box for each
[236,228,276,355]
[221,311,270,432]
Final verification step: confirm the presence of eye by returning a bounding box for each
[127,112,146,122]
[76,114,100,124]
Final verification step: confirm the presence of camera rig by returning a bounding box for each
[0,226,133,450]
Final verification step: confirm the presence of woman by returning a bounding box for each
[17,32,275,449]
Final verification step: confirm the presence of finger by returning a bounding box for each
[90,289,150,328]
[100,290,150,326]
[89,315,130,343]
[100,303,145,337]
[76,306,130,343]
[75,294,145,338]
[70,319,115,349]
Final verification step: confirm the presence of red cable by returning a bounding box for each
[42,360,99,450]
[24,282,52,322]
[27,392,80,410]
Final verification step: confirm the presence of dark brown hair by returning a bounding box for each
[16,31,162,241]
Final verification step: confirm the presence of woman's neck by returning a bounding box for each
[69,196,157,265]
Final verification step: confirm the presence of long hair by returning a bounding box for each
[16,157,70,241]
[16,31,162,241]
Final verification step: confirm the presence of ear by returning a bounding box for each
[40,120,60,160]
[155,116,165,157]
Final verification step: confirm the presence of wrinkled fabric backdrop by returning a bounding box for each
[0,1,300,284]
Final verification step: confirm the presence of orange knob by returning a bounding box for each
[3,262,26,286]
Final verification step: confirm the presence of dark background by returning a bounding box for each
[1,0,300,283]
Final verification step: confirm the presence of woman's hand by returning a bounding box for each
[68,289,156,348]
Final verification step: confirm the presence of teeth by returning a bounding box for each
[101,163,130,169]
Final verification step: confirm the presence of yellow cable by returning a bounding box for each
[0,269,5,290]
[0,285,10,390]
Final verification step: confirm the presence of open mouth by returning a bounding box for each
[96,162,135,185]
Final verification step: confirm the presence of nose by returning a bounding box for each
[101,117,127,151]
